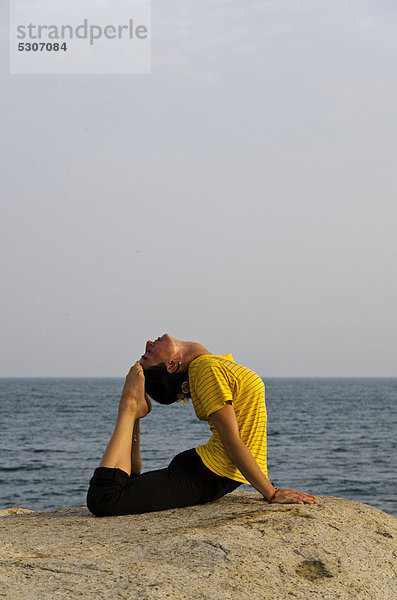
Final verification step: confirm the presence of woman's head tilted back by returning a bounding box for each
[139,334,190,405]
[143,363,189,405]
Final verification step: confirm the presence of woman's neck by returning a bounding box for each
[179,341,211,370]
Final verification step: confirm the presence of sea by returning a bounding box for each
[0,378,396,516]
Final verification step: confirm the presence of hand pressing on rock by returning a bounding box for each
[269,488,319,504]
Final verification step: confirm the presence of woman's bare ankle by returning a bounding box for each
[118,394,140,417]
[119,391,151,420]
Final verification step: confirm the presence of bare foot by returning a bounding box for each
[119,362,151,419]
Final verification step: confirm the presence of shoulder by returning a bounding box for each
[189,354,234,381]
[189,356,235,413]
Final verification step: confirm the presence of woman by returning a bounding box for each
[87,334,317,516]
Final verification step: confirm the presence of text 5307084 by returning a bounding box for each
[18,43,67,52]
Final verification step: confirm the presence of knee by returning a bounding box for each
[86,467,129,517]
[86,488,109,517]
[86,484,122,517]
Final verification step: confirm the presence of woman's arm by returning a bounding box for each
[131,419,142,475]
[130,392,152,475]
[210,403,318,504]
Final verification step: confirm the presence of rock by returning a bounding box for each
[0,508,33,517]
[0,492,396,599]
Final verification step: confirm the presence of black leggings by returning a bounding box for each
[87,448,242,517]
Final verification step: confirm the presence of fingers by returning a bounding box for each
[273,489,319,505]
[293,492,317,503]
[293,493,318,505]
[145,393,152,414]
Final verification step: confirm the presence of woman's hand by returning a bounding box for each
[209,404,319,506]
[270,489,319,505]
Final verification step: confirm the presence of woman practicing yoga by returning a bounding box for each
[87,334,318,516]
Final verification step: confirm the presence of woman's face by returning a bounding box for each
[139,334,176,368]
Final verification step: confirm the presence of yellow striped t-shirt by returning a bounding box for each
[188,353,267,484]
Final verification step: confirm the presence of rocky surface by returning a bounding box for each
[0,492,396,599]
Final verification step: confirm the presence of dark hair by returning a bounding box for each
[143,363,189,405]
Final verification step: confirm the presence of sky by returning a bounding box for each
[1,0,396,377]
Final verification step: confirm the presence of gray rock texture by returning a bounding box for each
[0,491,396,599]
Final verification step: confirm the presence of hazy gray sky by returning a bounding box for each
[1,1,396,377]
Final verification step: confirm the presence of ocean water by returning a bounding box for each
[0,378,396,515]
